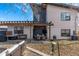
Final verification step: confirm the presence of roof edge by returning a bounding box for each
[42,3,79,12]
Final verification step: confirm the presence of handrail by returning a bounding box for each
[8,40,25,54]
[0,40,25,56]
[0,49,8,56]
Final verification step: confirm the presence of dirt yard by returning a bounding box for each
[0,40,23,48]
[0,48,7,53]
[25,40,79,56]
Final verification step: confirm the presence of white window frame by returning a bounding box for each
[61,29,70,37]
[61,12,71,21]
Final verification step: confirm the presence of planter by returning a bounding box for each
[71,35,78,40]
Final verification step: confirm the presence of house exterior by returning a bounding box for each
[0,21,46,39]
[0,3,79,40]
[46,3,79,39]
[7,25,33,39]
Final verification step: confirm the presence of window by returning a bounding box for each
[14,26,24,35]
[14,27,23,30]
[0,28,7,31]
[61,29,70,37]
[61,12,71,21]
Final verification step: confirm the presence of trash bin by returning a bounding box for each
[0,31,7,42]
[0,36,7,42]
[71,35,78,40]
[53,35,56,41]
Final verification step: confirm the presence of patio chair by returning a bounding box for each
[17,34,27,40]
[36,34,41,40]
[41,34,46,40]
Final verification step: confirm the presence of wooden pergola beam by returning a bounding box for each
[0,23,33,26]
[0,23,47,26]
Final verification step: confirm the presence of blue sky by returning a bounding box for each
[0,3,33,21]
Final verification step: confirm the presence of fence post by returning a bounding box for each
[20,41,26,56]
[20,45,22,56]
[51,42,56,55]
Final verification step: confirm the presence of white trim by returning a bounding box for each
[0,49,8,56]
[0,26,8,28]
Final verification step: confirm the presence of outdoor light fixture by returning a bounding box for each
[47,21,54,40]
[47,21,55,55]
[47,21,60,56]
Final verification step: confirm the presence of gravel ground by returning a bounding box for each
[25,40,79,56]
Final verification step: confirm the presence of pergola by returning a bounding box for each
[0,21,47,26]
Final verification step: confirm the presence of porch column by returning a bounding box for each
[47,26,49,40]
[30,26,33,39]
[30,25,31,39]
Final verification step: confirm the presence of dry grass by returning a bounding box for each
[0,40,23,50]
[26,43,51,55]
[25,40,79,56]
[59,43,79,56]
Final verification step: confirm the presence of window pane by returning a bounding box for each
[14,26,24,35]
[61,29,70,37]
[61,12,70,21]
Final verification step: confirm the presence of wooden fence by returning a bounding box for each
[0,40,25,56]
